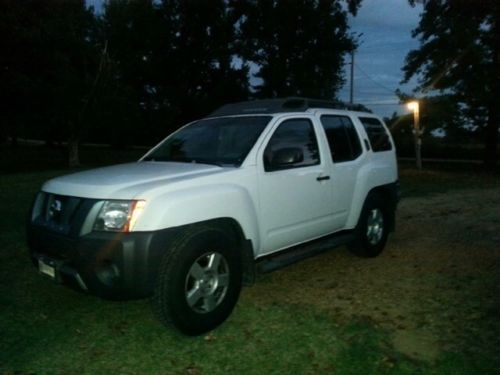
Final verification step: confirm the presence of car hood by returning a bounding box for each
[41,162,224,199]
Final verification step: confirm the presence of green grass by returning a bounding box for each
[0,160,499,373]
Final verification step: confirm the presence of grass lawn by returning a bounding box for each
[0,151,499,374]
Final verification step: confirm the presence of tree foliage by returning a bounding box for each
[235,0,358,98]
[402,0,500,166]
[1,0,361,165]
[0,0,98,153]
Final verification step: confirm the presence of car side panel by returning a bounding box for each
[133,180,262,252]
[345,116,398,228]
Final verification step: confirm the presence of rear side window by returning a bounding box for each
[359,117,392,152]
[320,115,362,162]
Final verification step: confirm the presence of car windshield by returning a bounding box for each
[142,116,272,167]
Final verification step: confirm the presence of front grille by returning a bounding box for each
[32,192,90,236]
[45,194,81,225]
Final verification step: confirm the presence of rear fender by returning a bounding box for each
[346,161,398,229]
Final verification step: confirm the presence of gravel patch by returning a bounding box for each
[246,188,500,361]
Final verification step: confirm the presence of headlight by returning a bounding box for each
[94,200,146,232]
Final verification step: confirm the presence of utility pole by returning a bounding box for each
[414,103,422,170]
[349,50,354,105]
[348,33,362,106]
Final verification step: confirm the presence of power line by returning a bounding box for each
[358,48,411,54]
[354,62,398,95]
[347,90,397,96]
[360,40,417,50]
[357,102,403,106]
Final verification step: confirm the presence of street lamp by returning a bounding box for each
[407,101,422,170]
[407,101,418,112]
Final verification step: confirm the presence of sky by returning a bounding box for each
[338,0,424,118]
[87,0,423,118]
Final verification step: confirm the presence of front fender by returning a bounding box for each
[133,184,261,251]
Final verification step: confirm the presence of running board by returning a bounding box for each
[256,231,355,274]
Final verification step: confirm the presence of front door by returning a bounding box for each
[257,117,334,255]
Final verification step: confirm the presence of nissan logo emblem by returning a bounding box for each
[49,199,63,219]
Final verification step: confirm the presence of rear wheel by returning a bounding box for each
[152,226,242,335]
[349,194,389,257]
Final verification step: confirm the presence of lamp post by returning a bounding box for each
[407,101,422,170]
[349,33,363,105]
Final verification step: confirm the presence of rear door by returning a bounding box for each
[319,114,365,229]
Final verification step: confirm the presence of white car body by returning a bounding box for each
[40,108,397,259]
[28,98,400,334]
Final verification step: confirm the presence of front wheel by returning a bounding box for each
[152,226,242,335]
[348,194,389,257]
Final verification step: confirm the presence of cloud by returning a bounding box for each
[340,0,423,117]
[349,0,422,31]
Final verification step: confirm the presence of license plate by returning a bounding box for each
[38,259,56,279]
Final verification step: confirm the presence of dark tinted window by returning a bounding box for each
[143,116,271,166]
[264,119,320,171]
[320,115,362,162]
[359,117,392,152]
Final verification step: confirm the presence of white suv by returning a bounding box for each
[28,98,399,335]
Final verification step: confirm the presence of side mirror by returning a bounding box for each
[270,147,304,169]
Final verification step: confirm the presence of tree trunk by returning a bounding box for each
[9,121,18,147]
[484,104,499,168]
[485,18,500,168]
[68,138,80,168]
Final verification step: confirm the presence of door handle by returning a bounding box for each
[316,175,330,181]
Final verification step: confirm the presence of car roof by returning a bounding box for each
[209,97,372,117]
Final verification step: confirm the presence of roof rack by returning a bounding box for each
[209,97,364,117]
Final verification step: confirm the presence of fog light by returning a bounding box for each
[96,261,120,286]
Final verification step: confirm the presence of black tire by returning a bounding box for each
[348,194,389,258]
[152,225,242,335]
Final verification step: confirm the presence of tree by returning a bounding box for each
[0,0,33,145]
[99,0,251,142]
[1,0,362,166]
[45,1,101,167]
[233,0,361,99]
[157,0,251,125]
[0,0,101,166]
[402,0,500,167]
[98,0,162,145]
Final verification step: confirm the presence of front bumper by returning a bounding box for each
[28,225,178,299]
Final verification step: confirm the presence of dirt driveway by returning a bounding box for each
[245,187,500,361]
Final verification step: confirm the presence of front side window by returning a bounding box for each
[320,115,362,162]
[143,116,272,166]
[359,117,392,152]
[264,118,320,171]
